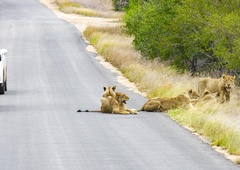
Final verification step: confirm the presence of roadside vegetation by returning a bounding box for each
[53,0,240,163]
[124,0,240,83]
[83,25,240,159]
[55,0,123,18]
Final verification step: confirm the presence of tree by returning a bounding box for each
[112,0,129,11]
[124,0,240,78]
[124,0,178,58]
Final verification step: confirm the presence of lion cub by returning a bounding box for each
[198,74,235,103]
[139,89,198,112]
[101,86,137,114]
[78,86,137,114]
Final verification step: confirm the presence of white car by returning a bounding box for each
[0,49,7,94]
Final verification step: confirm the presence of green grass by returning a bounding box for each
[170,107,240,155]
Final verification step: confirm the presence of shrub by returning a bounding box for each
[124,0,240,78]
[112,0,129,11]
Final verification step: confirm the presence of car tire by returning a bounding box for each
[0,83,5,94]
[0,73,5,94]
[4,69,7,91]
[4,78,7,91]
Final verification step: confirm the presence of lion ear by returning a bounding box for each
[222,74,226,78]
[112,86,117,91]
[203,91,209,96]
[232,75,236,79]
[103,87,107,91]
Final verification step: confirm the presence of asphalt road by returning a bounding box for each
[0,0,239,169]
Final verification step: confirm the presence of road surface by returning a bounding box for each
[0,0,239,169]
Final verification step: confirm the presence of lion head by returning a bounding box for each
[116,92,129,104]
[188,89,200,99]
[102,86,116,98]
[222,74,235,92]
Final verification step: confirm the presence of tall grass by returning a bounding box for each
[83,25,240,160]
[55,0,123,18]
[83,26,197,96]
[169,106,240,155]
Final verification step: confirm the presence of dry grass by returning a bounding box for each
[84,26,197,96]
[55,0,123,18]
[83,25,240,159]
[169,103,240,155]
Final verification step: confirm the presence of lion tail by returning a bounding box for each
[77,110,101,112]
[137,105,145,112]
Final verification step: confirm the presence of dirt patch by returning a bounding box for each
[40,0,120,31]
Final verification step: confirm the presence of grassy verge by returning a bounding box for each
[84,26,199,97]
[83,25,240,161]
[169,106,240,155]
[55,0,123,18]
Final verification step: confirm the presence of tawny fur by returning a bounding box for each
[139,89,198,112]
[194,91,218,106]
[78,86,137,114]
[198,74,235,103]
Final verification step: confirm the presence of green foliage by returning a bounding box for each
[124,0,178,59]
[124,0,240,77]
[112,0,129,11]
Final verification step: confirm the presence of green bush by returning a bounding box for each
[124,0,240,78]
[112,0,129,11]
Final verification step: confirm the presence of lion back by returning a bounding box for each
[198,77,220,97]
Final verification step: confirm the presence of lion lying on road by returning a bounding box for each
[139,89,199,112]
[198,74,235,103]
[77,86,137,114]
[111,92,137,114]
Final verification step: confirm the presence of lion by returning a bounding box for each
[194,91,218,106]
[188,89,200,101]
[139,89,198,112]
[77,86,137,114]
[111,92,137,114]
[198,74,235,103]
[102,86,116,98]
[100,86,117,113]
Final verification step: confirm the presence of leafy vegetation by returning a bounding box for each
[124,0,240,81]
[112,0,129,11]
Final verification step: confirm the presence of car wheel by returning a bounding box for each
[0,73,5,94]
[0,83,5,94]
[5,69,7,91]
[4,78,7,91]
